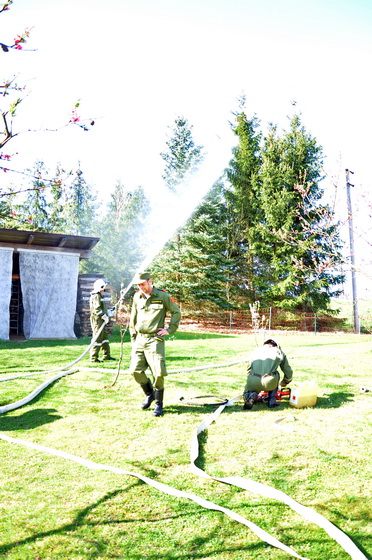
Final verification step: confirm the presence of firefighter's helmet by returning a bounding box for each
[93,279,107,293]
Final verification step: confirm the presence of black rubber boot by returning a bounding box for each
[140,381,155,410]
[268,388,280,408]
[153,389,164,417]
[243,392,258,410]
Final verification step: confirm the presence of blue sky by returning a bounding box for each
[2,0,372,298]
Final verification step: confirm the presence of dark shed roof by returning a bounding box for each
[0,228,99,258]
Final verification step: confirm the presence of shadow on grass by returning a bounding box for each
[163,391,355,416]
[0,481,279,560]
[0,407,62,431]
[0,330,237,352]
[0,485,138,556]
[315,392,355,408]
[194,429,208,473]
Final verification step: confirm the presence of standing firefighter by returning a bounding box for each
[129,272,181,417]
[89,279,115,363]
[243,339,293,410]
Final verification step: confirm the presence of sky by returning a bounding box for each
[1,0,372,300]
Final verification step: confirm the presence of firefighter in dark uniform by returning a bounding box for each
[129,272,181,417]
[89,279,115,362]
[243,339,293,410]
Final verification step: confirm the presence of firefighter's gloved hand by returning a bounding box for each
[102,314,109,322]
[280,380,290,388]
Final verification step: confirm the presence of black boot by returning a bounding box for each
[153,389,164,417]
[140,381,155,410]
[243,392,258,410]
[268,388,280,408]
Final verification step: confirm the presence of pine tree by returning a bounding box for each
[61,163,97,235]
[225,102,263,304]
[161,116,204,193]
[259,114,344,310]
[21,161,50,231]
[151,181,233,309]
[48,163,67,232]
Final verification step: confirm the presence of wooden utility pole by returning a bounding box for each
[345,169,360,333]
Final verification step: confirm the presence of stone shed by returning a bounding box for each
[0,228,112,340]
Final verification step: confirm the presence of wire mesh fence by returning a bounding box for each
[179,308,351,334]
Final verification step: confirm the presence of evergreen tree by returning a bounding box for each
[151,181,233,309]
[0,187,17,228]
[84,182,151,299]
[48,163,68,232]
[21,161,50,231]
[61,163,97,235]
[161,116,204,193]
[259,114,344,310]
[224,102,263,304]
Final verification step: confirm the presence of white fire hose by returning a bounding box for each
[0,317,109,414]
[0,340,367,558]
[0,395,367,559]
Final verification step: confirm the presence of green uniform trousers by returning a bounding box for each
[243,371,279,397]
[90,316,110,360]
[130,333,167,390]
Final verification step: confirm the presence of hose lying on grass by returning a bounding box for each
[0,318,109,383]
[0,362,367,558]
[190,396,368,560]
[0,349,248,414]
[0,431,309,560]
[0,319,110,414]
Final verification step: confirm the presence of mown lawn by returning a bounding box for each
[0,330,371,560]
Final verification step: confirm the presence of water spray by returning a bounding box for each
[114,139,233,310]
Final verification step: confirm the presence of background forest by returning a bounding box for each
[1,107,345,314]
[1,1,370,319]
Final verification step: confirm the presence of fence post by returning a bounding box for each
[269,307,272,331]
[229,311,232,332]
[314,313,317,335]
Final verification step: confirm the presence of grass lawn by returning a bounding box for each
[331,298,372,332]
[0,329,371,560]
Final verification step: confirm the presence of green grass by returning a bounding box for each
[0,329,371,559]
[331,298,372,332]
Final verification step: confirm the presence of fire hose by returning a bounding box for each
[0,394,367,559]
[0,358,368,557]
[0,332,368,557]
[0,317,109,414]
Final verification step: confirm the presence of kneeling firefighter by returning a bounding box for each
[243,339,293,410]
[129,272,181,417]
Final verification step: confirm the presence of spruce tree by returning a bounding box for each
[21,161,50,231]
[161,116,204,193]
[150,181,233,309]
[260,114,344,310]
[61,163,97,235]
[225,103,263,304]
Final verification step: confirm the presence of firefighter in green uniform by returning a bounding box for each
[129,272,181,417]
[243,339,293,410]
[89,279,115,363]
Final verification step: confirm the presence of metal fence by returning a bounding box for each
[180,308,350,333]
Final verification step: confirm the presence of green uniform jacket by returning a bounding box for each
[90,292,107,321]
[244,345,293,393]
[129,286,181,341]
